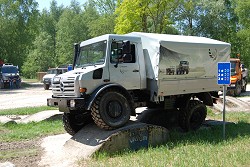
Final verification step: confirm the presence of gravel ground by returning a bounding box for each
[0,83,52,110]
[0,139,42,167]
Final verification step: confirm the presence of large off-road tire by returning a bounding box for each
[234,81,241,96]
[91,89,131,130]
[62,112,92,136]
[241,79,247,92]
[179,100,207,131]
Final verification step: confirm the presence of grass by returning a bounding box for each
[81,111,250,167]
[0,106,64,142]
[0,106,57,115]
[0,119,64,142]
[0,148,39,160]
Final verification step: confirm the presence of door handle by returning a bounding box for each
[133,69,139,72]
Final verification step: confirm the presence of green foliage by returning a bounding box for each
[0,0,39,68]
[235,0,250,67]
[22,31,55,78]
[1,0,250,76]
[114,0,178,34]
[56,8,89,65]
[0,106,57,115]
[0,119,64,142]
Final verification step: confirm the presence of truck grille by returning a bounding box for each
[52,76,76,97]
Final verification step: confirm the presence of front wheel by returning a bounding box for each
[179,100,207,131]
[91,90,131,130]
[62,112,93,136]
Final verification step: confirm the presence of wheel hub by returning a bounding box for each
[107,101,122,118]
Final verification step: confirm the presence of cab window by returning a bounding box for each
[110,41,136,63]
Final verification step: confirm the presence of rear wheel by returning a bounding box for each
[91,89,131,130]
[234,81,241,96]
[179,100,207,131]
[62,112,92,136]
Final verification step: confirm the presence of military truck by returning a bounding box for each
[0,64,21,89]
[47,32,230,135]
[176,61,189,75]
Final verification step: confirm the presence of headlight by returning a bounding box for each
[70,100,75,108]
[53,77,60,84]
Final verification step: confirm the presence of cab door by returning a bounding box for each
[109,42,141,90]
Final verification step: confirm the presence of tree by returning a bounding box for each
[235,0,250,67]
[56,5,90,65]
[22,32,54,78]
[114,0,178,34]
[0,0,39,68]
[173,0,200,35]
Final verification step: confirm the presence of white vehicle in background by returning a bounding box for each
[47,32,230,135]
[42,68,67,90]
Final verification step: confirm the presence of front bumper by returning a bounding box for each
[227,84,236,89]
[47,97,85,112]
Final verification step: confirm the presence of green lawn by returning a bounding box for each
[82,111,250,167]
[0,106,64,142]
[0,106,57,115]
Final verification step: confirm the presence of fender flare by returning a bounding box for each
[176,92,213,109]
[85,83,135,115]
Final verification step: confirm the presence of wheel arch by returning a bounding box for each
[86,83,135,115]
[176,92,213,109]
[195,92,213,106]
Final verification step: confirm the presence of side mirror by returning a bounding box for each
[122,40,131,54]
[73,43,80,69]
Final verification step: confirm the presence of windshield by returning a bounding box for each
[47,69,57,74]
[47,69,67,74]
[1,66,18,73]
[230,61,236,76]
[75,40,107,68]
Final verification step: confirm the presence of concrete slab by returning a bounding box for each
[0,110,62,124]
[39,122,169,167]
[16,110,62,123]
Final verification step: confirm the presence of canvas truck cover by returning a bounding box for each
[127,32,231,96]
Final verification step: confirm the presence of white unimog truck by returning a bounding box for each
[47,32,230,135]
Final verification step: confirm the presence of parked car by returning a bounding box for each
[0,64,21,89]
[42,68,67,90]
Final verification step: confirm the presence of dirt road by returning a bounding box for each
[0,83,52,110]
